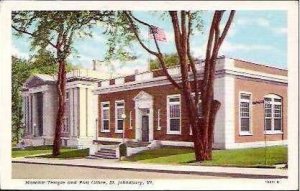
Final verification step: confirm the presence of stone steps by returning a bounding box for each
[93,148,118,159]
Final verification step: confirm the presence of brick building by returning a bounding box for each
[90,56,287,157]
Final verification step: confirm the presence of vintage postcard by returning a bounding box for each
[0,0,298,190]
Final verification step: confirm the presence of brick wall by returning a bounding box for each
[234,77,288,143]
[98,83,195,142]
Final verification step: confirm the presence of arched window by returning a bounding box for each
[264,94,282,133]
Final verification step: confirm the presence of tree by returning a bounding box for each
[11,54,65,145]
[12,11,112,156]
[114,10,235,161]
[149,53,179,70]
[11,57,31,145]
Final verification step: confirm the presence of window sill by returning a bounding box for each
[264,131,283,135]
[166,131,181,135]
[101,130,110,133]
[239,132,253,136]
[115,130,124,134]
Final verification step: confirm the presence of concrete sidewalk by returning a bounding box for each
[12,157,288,179]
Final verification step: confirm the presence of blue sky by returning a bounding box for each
[12,10,287,76]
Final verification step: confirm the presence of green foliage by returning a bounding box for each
[125,146,288,167]
[11,57,31,143]
[103,11,137,62]
[149,53,179,70]
[11,145,80,158]
[12,11,113,60]
[38,148,89,159]
[11,56,73,144]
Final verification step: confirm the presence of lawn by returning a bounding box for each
[12,145,89,159]
[124,146,287,168]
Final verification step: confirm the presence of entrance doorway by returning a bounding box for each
[141,115,149,142]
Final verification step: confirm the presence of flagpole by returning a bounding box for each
[147,27,151,71]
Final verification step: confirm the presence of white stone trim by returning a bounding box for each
[158,140,194,147]
[94,58,287,95]
[96,137,123,142]
[225,140,287,149]
[166,94,181,135]
[101,80,110,87]
[157,109,161,130]
[221,75,235,149]
[136,72,153,82]
[134,91,154,142]
[115,77,125,85]
[66,81,97,89]
[238,91,253,136]
[226,69,287,83]
[28,85,49,94]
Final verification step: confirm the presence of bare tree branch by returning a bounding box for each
[187,12,200,106]
[124,11,181,90]
[12,25,57,49]
[217,10,235,48]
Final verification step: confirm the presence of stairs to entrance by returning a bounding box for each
[92,148,118,159]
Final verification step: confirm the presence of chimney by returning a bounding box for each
[134,69,139,75]
[92,60,97,71]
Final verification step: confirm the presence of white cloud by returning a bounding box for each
[93,35,104,43]
[220,41,275,55]
[165,31,174,43]
[236,17,286,36]
[272,27,287,35]
[256,18,270,27]
[12,45,29,59]
[220,22,237,38]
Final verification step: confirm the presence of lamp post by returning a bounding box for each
[95,118,98,141]
[121,113,126,143]
[33,123,36,137]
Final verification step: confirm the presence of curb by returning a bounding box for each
[12,160,288,179]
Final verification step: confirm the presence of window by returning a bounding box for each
[115,101,125,133]
[101,102,110,132]
[167,95,181,134]
[63,91,70,133]
[264,95,282,133]
[239,93,251,135]
[157,109,161,130]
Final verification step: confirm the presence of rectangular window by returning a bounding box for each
[115,101,125,133]
[167,95,181,134]
[101,102,110,132]
[264,95,282,133]
[264,98,272,131]
[157,109,161,130]
[63,91,70,133]
[239,93,251,135]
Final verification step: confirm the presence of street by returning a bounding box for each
[12,163,228,179]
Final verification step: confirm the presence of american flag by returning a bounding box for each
[148,25,167,42]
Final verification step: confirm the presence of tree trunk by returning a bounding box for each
[52,59,66,156]
[206,100,221,159]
